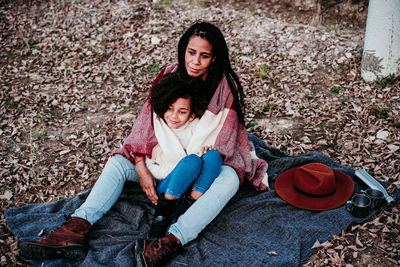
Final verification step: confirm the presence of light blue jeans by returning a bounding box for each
[72,154,239,245]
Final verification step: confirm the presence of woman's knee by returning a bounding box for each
[215,166,240,194]
[103,154,135,182]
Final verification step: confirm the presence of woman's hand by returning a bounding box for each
[139,172,158,204]
[134,156,158,204]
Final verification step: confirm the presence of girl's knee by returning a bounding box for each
[203,149,222,164]
[184,154,202,169]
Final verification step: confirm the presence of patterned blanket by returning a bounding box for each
[7,133,399,267]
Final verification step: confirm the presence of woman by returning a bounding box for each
[20,22,269,266]
[132,22,269,266]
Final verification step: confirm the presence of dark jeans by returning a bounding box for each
[156,150,222,199]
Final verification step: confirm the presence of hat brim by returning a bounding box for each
[275,166,354,211]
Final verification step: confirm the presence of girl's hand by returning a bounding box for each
[134,156,158,204]
[200,145,216,156]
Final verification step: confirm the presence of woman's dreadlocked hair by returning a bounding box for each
[177,21,246,125]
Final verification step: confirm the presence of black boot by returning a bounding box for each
[170,193,196,224]
[148,195,177,239]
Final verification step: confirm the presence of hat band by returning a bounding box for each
[294,186,336,198]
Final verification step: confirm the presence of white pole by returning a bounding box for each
[361,0,400,82]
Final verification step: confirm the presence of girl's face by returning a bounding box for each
[164,97,195,129]
[185,35,214,80]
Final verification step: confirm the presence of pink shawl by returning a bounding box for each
[111,64,269,191]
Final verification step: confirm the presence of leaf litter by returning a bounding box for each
[0,0,399,266]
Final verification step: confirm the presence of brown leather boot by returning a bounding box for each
[135,234,182,267]
[20,217,92,261]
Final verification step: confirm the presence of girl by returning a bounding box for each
[20,22,269,266]
[146,72,222,239]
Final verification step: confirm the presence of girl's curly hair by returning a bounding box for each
[150,72,208,119]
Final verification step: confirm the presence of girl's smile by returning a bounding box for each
[164,97,195,129]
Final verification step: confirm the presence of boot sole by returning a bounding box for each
[20,242,88,261]
[134,239,152,267]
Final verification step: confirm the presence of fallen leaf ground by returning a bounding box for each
[1,0,399,266]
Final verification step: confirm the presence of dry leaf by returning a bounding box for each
[386,216,395,224]
[329,253,345,265]
[321,241,333,249]
[37,229,44,237]
[0,190,13,200]
[267,251,278,256]
[59,150,71,155]
[355,234,363,247]
[326,249,336,254]
[370,217,383,226]
[312,240,322,249]
[368,232,378,238]
[387,144,399,152]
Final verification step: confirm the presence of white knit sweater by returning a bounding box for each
[145,113,200,179]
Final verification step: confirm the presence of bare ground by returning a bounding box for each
[1,0,399,266]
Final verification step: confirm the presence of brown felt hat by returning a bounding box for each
[275,163,354,211]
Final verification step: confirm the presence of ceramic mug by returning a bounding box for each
[346,194,371,218]
[363,188,384,210]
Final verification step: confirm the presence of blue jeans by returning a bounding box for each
[156,150,222,198]
[72,154,239,245]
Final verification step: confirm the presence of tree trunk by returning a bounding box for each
[361,0,400,82]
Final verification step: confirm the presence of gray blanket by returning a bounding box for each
[6,134,399,267]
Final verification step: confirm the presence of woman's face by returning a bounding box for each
[185,35,214,80]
